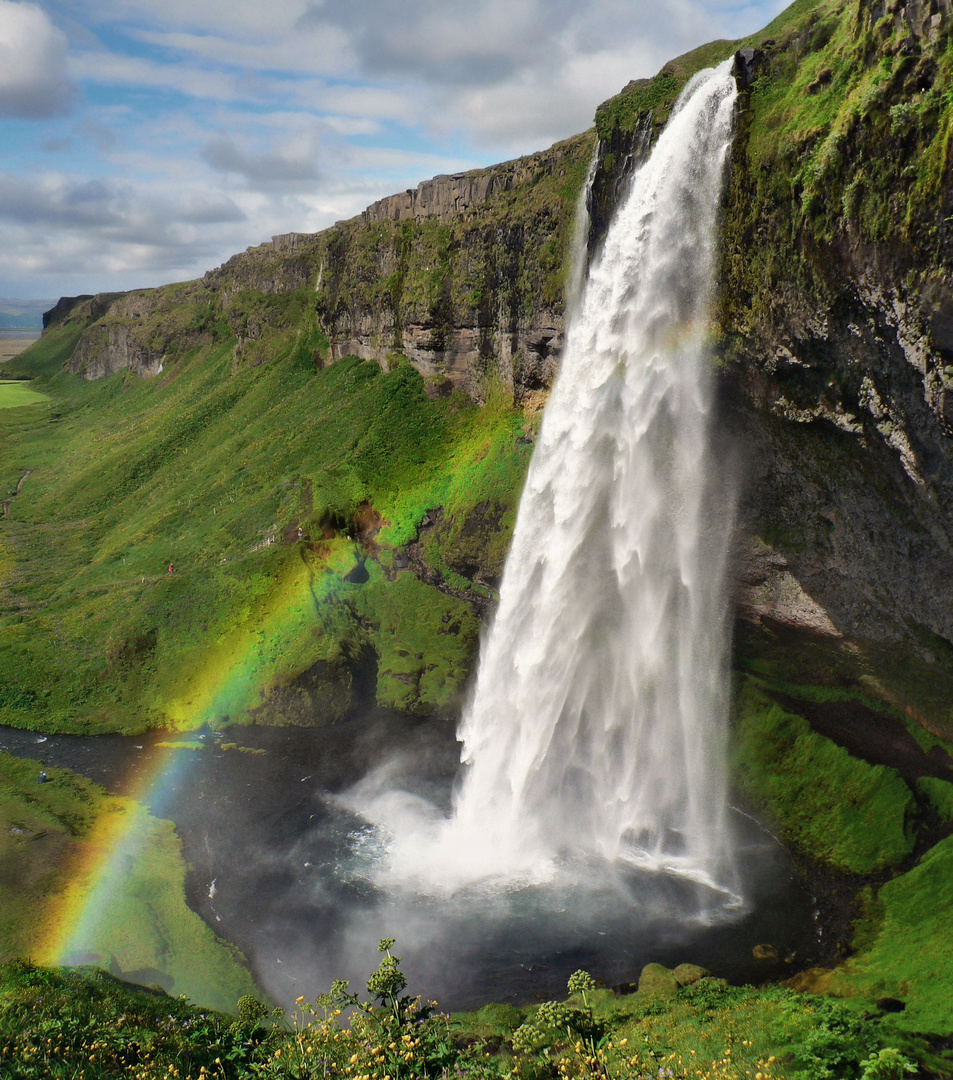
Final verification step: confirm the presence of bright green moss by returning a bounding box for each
[823,836,953,1036]
[733,679,916,873]
[916,776,953,823]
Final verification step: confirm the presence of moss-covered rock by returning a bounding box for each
[637,963,679,996]
[732,678,916,873]
[672,963,711,987]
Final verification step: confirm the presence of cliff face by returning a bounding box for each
[60,136,593,401]
[555,0,953,678]
[710,0,953,669]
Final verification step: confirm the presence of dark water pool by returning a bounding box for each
[2,713,819,1010]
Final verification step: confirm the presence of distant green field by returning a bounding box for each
[0,381,49,409]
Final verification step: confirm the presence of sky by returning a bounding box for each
[0,0,788,300]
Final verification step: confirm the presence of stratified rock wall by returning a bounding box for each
[711,7,953,649]
[61,135,592,397]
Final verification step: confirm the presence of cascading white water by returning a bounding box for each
[349,61,741,903]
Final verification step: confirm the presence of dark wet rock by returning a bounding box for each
[877,996,907,1012]
[753,944,780,964]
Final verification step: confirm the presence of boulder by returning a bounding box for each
[673,963,711,987]
[638,963,679,996]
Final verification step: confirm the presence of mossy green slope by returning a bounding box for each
[733,678,916,873]
[0,315,531,733]
[824,835,953,1034]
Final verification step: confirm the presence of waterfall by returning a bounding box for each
[564,145,598,321]
[350,61,741,905]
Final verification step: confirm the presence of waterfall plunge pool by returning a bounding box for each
[2,713,817,1011]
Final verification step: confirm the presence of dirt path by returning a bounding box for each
[2,470,33,517]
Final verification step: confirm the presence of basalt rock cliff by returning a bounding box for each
[60,136,593,403]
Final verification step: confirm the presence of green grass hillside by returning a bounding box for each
[0,315,533,734]
[0,752,254,1012]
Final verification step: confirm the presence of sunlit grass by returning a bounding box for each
[0,312,530,732]
[0,382,49,410]
[0,752,255,1011]
[0,951,935,1079]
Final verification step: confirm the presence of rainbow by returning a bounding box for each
[35,542,358,980]
[36,744,193,968]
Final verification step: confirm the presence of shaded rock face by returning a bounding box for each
[307,139,594,400]
[65,287,208,380]
[69,295,166,378]
[713,9,953,651]
[42,295,95,329]
[363,170,511,225]
[63,134,591,399]
[861,0,952,39]
[326,317,563,402]
[585,112,652,259]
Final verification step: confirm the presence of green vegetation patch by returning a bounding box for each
[734,619,953,762]
[916,776,953,823]
[0,752,100,959]
[732,678,915,873]
[805,835,953,1039]
[354,564,479,713]
[0,959,246,1078]
[0,311,531,731]
[0,752,254,1012]
[0,382,49,410]
[0,946,933,1080]
[49,804,256,1013]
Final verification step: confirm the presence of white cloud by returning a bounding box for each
[68,49,246,102]
[201,134,322,188]
[0,0,75,118]
[0,0,791,296]
[96,0,313,38]
[131,25,355,76]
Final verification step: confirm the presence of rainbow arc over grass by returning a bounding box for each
[36,744,195,969]
[36,545,354,976]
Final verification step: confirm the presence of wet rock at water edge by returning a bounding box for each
[752,943,780,964]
